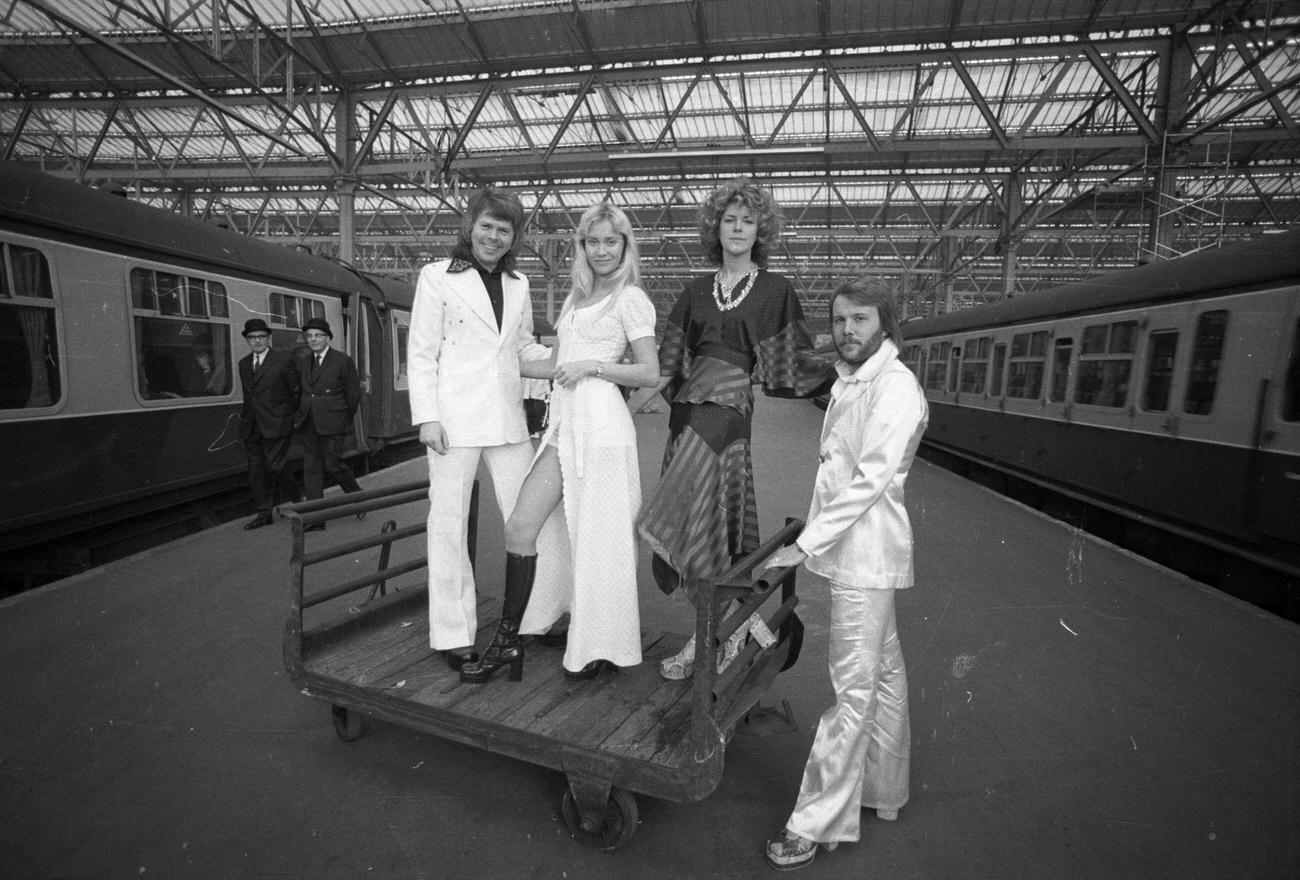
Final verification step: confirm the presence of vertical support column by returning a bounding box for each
[335,88,357,266]
[541,236,560,328]
[939,236,954,314]
[1147,32,1194,260]
[1000,170,1021,299]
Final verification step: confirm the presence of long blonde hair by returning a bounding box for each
[561,202,642,322]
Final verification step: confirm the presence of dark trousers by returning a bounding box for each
[299,419,361,501]
[245,429,303,512]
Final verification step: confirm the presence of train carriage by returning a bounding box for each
[0,161,417,576]
[900,229,1300,600]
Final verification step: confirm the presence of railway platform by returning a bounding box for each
[1,397,1296,880]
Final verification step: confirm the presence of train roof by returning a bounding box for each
[903,227,1300,339]
[0,160,401,303]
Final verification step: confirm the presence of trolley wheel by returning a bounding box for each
[560,785,638,851]
[331,704,362,742]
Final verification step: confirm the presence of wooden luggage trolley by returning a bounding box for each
[282,480,804,850]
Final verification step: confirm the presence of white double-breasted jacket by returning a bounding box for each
[407,258,547,447]
[795,338,929,590]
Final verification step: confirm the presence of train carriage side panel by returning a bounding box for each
[1251,286,1300,546]
[0,162,372,553]
[905,231,1300,562]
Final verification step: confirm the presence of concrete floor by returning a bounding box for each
[2,397,1296,880]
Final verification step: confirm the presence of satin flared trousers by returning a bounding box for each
[786,584,910,844]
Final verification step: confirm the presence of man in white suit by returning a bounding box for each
[760,276,928,871]
[407,187,567,673]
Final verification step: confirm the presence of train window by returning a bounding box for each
[271,292,325,331]
[959,336,989,394]
[924,341,950,391]
[1141,331,1179,412]
[130,269,227,320]
[1075,321,1136,408]
[1183,310,1228,416]
[990,342,1007,396]
[1282,319,1300,422]
[947,346,960,392]
[0,243,61,409]
[1081,325,1108,354]
[1006,330,1048,399]
[1049,338,1073,403]
[129,268,232,400]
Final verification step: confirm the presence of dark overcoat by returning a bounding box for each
[238,347,300,439]
[295,347,361,436]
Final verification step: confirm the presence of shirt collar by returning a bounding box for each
[447,254,519,279]
[835,337,899,383]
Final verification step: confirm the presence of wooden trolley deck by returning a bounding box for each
[282,479,804,849]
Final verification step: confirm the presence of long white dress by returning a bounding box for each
[519,286,657,670]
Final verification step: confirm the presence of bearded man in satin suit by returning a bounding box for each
[761,276,929,871]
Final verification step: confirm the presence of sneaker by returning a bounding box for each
[763,830,833,871]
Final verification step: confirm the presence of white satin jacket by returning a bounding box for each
[795,338,928,590]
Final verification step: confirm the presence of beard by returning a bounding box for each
[835,327,885,366]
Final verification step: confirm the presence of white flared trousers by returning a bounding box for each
[424,442,568,650]
[786,584,910,844]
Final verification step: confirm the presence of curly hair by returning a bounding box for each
[698,177,784,267]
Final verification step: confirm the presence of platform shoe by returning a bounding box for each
[460,553,536,684]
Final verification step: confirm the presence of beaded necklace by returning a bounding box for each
[712,268,758,311]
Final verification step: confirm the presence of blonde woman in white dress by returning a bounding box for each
[460,202,659,683]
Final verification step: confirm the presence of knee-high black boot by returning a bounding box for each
[460,553,536,684]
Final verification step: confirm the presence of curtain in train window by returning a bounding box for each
[1184,310,1228,416]
[0,243,60,410]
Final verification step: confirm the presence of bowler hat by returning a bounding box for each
[303,317,333,338]
[242,318,272,337]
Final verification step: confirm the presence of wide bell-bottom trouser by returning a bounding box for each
[786,583,910,844]
[424,442,568,651]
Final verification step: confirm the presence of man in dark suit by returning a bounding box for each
[295,317,363,530]
[238,318,304,530]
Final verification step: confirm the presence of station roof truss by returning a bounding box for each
[2,0,1299,317]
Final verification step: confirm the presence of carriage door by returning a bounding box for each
[1251,290,1300,546]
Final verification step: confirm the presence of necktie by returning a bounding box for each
[253,354,262,373]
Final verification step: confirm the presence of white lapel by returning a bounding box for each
[821,339,899,440]
[821,378,867,444]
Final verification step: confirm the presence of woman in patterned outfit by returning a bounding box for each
[632,178,833,680]
[461,202,660,683]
